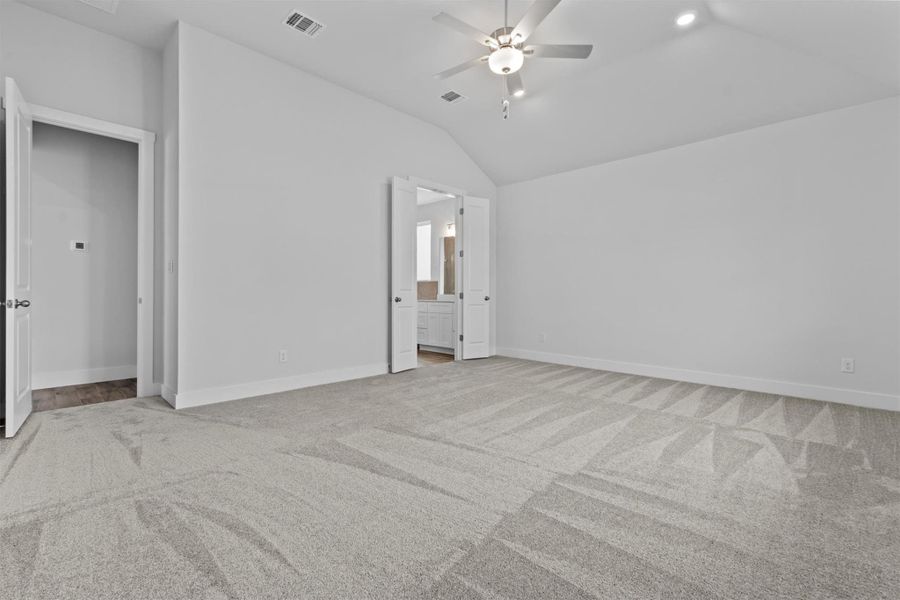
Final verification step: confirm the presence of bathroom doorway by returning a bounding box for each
[390,176,491,374]
[415,186,459,366]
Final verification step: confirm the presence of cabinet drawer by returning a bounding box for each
[417,313,427,328]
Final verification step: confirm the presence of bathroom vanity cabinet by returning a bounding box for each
[417,301,456,350]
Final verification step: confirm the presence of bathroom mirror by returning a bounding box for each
[442,236,456,295]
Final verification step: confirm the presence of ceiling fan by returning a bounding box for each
[433,0,592,101]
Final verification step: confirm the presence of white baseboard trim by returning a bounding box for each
[174,363,388,409]
[138,381,162,398]
[33,365,137,390]
[496,347,899,412]
[160,385,176,407]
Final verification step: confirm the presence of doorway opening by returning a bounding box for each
[30,123,139,411]
[390,175,490,374]
[416,186,459,367]
[3,77,157,437]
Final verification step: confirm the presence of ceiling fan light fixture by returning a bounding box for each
[513,89,525,98]
[488,45,524,75]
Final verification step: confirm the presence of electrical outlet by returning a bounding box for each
[537,333,546,343]
[279,350,288,363]
[840,358,855,374]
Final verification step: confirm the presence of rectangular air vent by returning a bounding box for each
[284,10,326,38]
[441,90,468,104]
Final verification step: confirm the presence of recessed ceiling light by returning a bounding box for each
[676,11,697,27]
[513,89,525,98]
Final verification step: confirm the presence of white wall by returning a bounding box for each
[417,198,457,283]
[31,124,138,388]
[0,2,164,385]
[173,24,495,406]
[497,97,900,410]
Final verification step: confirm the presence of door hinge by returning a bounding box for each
[459,250,464,258]
[459,292,464,300]
[459,334,464,342]
[459,207,464,215]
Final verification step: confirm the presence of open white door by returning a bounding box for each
[461,195,490,359]
[4,77,34,437]
[390,176,418,372]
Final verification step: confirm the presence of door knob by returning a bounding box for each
[484,296,490,301]
[14,299,30,308]
[394,297,401,303]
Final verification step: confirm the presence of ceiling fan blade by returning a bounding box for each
[524,44,593,59]
[510,0,563,43]
[505,71,525,97]
[433,13,498,48]
[434,56,489,80]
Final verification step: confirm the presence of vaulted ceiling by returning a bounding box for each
[18,0,900,185]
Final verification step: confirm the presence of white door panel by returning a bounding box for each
[390,176,418,372]
[461,195,490,359]
[5,77,34,437]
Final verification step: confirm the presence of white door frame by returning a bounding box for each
[29,104,157,397]
[407,177,464,361]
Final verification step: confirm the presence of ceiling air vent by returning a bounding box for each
[284,10,326,38]
[441,90,467,104]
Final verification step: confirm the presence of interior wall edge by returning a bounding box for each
[497,347,900,412]
[160,384,176,407]
[438,129,497,190]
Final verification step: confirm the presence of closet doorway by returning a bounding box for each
[3,77,156,437]
[30,123,139,411]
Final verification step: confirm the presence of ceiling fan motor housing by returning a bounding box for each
[490,26,518,46]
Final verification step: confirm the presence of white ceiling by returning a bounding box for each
[18,0,900,185]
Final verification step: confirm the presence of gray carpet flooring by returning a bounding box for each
[0,357,898,599]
